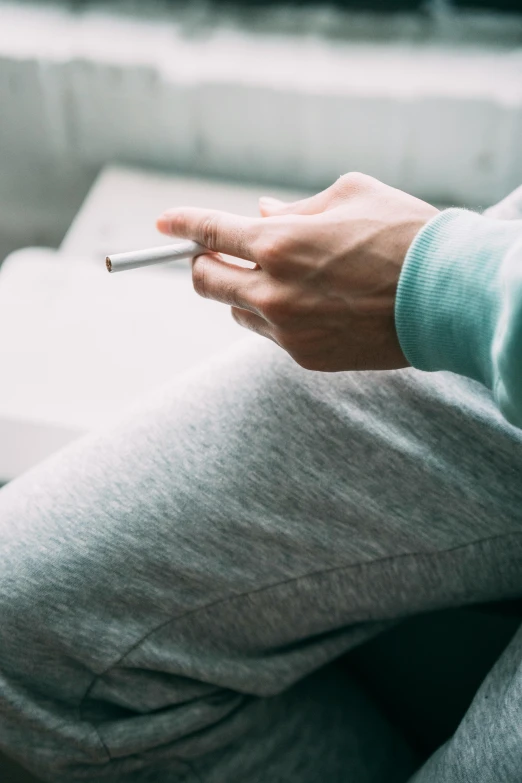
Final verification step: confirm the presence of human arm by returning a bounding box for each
[396,205,522,427]
[157,174,522,427]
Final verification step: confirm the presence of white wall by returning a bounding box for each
[1,1,522,260]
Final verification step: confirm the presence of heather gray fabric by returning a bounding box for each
[411,623,522,783]
[1,338,522,782]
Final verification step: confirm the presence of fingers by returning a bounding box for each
[258,191,330,218]
[191,254,260,313]
[258,172,375,218]
[231,306,274,341]
[157,207,262,262]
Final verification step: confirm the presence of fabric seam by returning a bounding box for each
[79,529,522,760]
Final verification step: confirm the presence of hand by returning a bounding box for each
[156,173,439,372]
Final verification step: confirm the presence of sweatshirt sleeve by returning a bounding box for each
[395,209,522,428]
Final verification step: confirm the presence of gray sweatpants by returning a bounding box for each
[1,338,522,783]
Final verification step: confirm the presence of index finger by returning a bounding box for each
[157,207,262,263]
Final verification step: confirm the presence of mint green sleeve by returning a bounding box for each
[395,209,522,428]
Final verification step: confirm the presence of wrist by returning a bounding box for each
[395,209,522,386]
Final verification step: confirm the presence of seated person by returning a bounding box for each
[0,174,521,782]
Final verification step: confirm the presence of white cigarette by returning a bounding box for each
[106,240,206,273]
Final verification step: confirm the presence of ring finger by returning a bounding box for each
[230,307,274,341]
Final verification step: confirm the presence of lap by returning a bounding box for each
[1,339,521,780]
[412,621,522,783]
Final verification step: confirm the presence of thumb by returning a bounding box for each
[258,191,329,218]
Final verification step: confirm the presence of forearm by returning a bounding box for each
[396,209,522,427]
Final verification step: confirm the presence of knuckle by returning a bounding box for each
[164,210,184,235]
[336,171,371,195]
[255,290,290,324]
[192,256,210,298]
[256,236,287,267]
[200,214,220,251]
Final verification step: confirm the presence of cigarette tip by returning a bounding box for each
[105,257,112,273]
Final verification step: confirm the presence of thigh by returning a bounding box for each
[0,339,521,780]
[191,663,418,783]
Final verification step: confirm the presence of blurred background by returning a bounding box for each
[1,0,522,263]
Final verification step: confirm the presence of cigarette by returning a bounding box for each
[106,240,206,273]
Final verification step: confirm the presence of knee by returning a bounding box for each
[0,569,112,781]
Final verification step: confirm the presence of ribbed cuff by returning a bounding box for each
[396,209,522,387]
